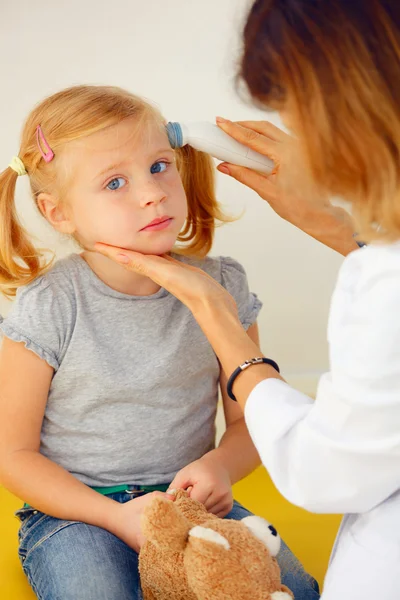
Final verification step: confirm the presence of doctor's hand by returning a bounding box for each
[215,118,359,256]
[215,117,318,224]
[94,246,238,322]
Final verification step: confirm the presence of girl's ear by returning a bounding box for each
[37,193,76,234]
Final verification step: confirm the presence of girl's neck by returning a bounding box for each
[81,251,161,296]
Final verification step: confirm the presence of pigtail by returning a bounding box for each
[0,167,50,298]
[175,145,232,257]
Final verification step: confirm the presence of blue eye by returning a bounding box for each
[107,177,126,191]
[150,161,168,175]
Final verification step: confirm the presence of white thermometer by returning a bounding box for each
[166,121,274,174]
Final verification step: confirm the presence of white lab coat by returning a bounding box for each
[245,242,400,599]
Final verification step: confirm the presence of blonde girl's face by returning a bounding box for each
[59,116,188,255]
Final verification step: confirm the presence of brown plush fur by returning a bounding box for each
[139,490,293,600]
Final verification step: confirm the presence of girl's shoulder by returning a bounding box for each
[174,253,262,330]
[18,253,81,294]
[0,255,81,370]
[39,253,83,288]
[174,253,247,285]
[1,254,83,324]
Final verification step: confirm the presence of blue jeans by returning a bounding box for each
[16,492,320,600]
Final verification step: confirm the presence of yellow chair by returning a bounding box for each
[0,486,35,599]
[1,469,341,599]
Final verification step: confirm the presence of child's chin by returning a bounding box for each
[137,239,176,257]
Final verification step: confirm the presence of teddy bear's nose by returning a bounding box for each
[268,525,278,537]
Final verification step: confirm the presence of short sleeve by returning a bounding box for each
[0,275,74,370]
[220,257,262,330]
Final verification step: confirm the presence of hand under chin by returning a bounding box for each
[95,236,177,257]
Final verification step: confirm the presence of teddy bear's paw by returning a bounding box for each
[270,592,293,600]
[189,525,230,550]
[241,516,281,557]
[166,488,187,499]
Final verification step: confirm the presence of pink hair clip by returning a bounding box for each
[36,125,54,163]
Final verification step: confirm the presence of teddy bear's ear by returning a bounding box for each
[189,526,230,550]
[241,516,281,557]
[270,592,293,600]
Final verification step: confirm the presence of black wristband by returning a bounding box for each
[227,357,280,402]
[353,232,367,248]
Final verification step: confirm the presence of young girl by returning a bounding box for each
[0,85,319,600]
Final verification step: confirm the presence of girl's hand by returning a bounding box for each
[167,452,233,518]
[106,491,174,552]
[94,245,238,320]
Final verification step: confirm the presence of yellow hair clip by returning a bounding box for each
[8,156,27,177]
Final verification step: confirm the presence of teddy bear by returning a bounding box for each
[139,489,293,600]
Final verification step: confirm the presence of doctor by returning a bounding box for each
[97,1,400,597]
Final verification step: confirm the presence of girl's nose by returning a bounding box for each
[138,180,167,208]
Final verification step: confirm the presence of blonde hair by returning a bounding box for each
[240,0,400,243]
[0,85,228,297]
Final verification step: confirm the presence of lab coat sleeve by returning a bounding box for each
[245,250,400,514]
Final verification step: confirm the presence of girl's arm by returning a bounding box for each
[0,337,116,524]
[167,324,262,517]
[0,337,166,550]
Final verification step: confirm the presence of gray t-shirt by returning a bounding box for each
[0,253,262,487]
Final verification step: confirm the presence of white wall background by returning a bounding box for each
[0,0,345,395]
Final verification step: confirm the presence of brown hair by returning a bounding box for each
[0,85,228,297]
[240,0,400,242]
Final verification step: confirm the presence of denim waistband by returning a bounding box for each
[23,483,171,508]
[91,483,170,496]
